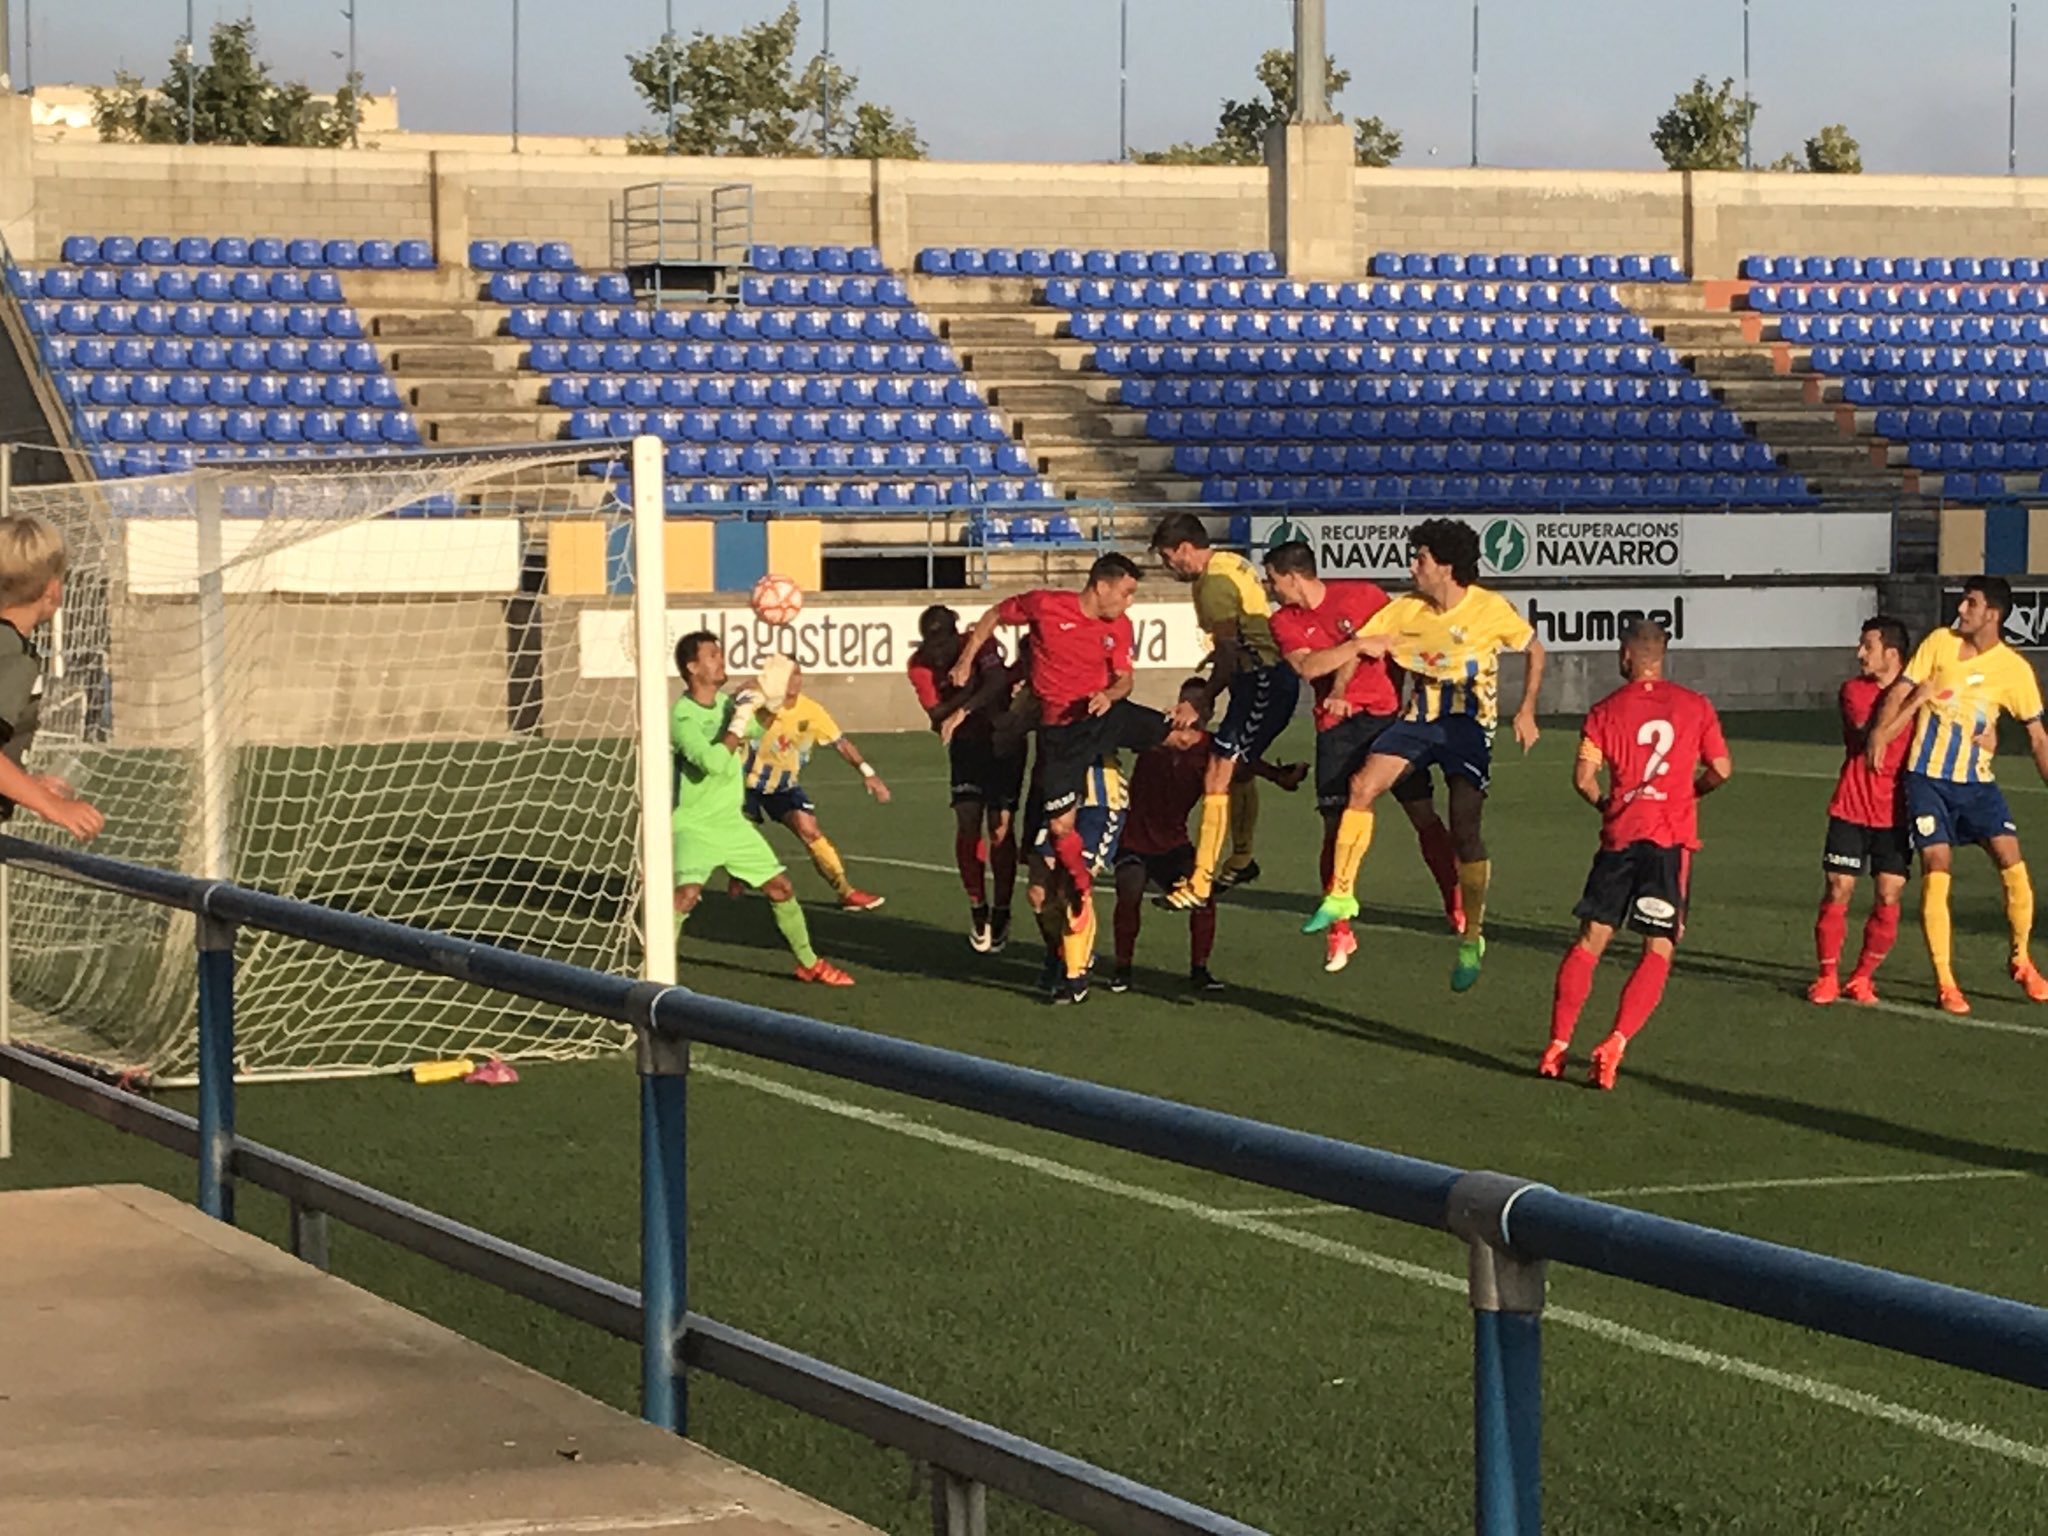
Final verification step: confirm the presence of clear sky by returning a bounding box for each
[12,0,2042,174]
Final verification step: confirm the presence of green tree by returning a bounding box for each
[90,19,360,147]
[1650,75,1756,171]
[626,3,924,158]
[1137,48,1401,167]
[1802,123,1862,174]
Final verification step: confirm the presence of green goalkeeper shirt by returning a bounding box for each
[671,692,762,830]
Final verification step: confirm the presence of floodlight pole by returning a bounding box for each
[0,0,12,93]
[664,0,676,155]
[2010,0,2020,175]
[821,0,833,158]
[1118,0,1130,162]
[1741,0,1752,171]
[1293,0,1335,123]
[185,0,196,144]
[22,0,31,94]
[510,0,521,153]
[343,0,357,148]
[1469,0,1480,167]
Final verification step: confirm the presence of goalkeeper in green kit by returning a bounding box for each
[671,631,854,986]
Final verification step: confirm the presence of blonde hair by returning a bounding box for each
[0,517,66,608]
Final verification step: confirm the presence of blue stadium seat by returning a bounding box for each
[324,240,361,269]
[539,241,575,272]
[396,239,434,271]
[502,241,540,272]
[359,239,398,270]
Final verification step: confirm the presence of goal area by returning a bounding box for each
[1,439,675,1085]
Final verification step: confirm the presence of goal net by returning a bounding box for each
[2,442,671,1084]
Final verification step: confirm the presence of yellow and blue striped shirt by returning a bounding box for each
[1903,627,2044,784]
[1193,550,1281,670]
[1358,585,1535,730]
[744,694,842,794]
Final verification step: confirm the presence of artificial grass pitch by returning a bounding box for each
[10,710,2048,1534]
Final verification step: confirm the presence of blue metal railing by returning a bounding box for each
[5,835,2048,1535]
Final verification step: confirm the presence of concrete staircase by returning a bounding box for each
[913,277,1195,509]
[341,269,561,450]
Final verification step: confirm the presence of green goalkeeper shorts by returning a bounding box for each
[674,817,786,889]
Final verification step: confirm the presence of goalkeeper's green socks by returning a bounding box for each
[770,895,819,968]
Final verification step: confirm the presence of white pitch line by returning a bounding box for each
[1583,1168,2033,1200]
[700,1061,2048,1471]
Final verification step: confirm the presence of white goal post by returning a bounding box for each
[0,436,676,1086]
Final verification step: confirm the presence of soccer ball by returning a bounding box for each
[751,573,804,627]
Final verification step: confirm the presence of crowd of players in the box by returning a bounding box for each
[657,507,2048,1091]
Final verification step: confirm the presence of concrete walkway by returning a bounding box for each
[0,1184,879,1536]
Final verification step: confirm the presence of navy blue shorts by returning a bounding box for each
[743,784,816,825]
[1905,772,2017,849]
[1370,714,1493,793]
[1213,662,1299,763]
[1033,801,1126,877]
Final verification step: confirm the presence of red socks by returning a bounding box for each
[1190,904,1217,968]
[1052,830,1092,899]
[1113,899,1140,966]
[1550,944,1598,1045]
[1614,950,1672,1040]
[1815,899,1848,974]
[1416,819,1460,908]
[1851,902,1900,979]
[955,829,986,903]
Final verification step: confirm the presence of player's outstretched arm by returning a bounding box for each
[0,753,102,842]
[2024,719,2048,786]
[949,606,1007,688]
[832,737,890,801]
[1286,639,1364,682]
[1866,678,1926,769]
[1513,637,1547,752]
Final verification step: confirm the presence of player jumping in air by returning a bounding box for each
[1301,518,1546,992]
[742,655,890,911]
[907,604,1032,952]
[1264,539,1465,974]
[1808,616,1915,1005]
[670,632,852,986]
[950,554,1167,913]
[1867,576,2048,1014]
[1541,619,1731,1090]
[1149,512,1301,909]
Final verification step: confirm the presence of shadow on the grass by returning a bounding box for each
[678,889,1531,1083]
[1621,1064,2048,1176]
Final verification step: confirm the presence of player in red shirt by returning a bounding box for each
[951,554,1168,909]
[1264,540,1464,974]
[906,604,1034,953]
[1809,616,1914,1005]
[1110,678,1305,994]
[1541,619,1733,1090]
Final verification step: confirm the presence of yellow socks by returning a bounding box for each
[1329,807,1377,900]
[807,834,853,898]
[1222,780,1260,875]
[1458,859,1491,939]
[1192,792,1231,893]
[1060,897,1097,978]
[1923,870,1957,991]
[2002,863,2035,966]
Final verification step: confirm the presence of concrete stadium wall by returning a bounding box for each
[20,108,2048,280]
[1355,169,1687,266]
